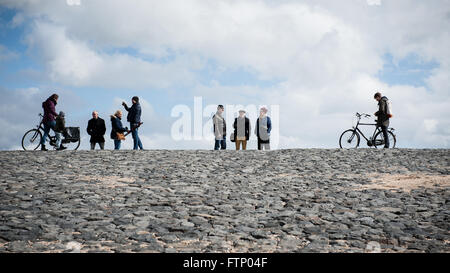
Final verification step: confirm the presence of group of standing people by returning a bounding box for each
[39,92,391,151]
[213,105,272,150]
[40,94,144,151]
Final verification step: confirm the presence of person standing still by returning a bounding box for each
[87,111,106,150]
[255,107,272,150]
[54,111,67,151]
[110,110,128,150]
[374,92,390,148]
[213,105,226,150]
[233,110,250,150]
[122,96,143,150]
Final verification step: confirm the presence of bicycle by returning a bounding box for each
[22,113,81,151]
[339,112,396,148]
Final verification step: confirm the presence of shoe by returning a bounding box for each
[41,145,48,151]
[57,145,67,151]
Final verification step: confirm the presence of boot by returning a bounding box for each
[57,145,67,151]
[41,145,48,151]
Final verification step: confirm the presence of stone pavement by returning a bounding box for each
[0,149,448,252]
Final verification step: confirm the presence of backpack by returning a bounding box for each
[386,99,393,118]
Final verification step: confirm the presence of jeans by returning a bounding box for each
[41,120,56,145]
[381,125,390,148]
[114,140,121,150]
[55,132,62,147]
[214,136,226,150]
[91,142,105,150]
[131,123,143,150]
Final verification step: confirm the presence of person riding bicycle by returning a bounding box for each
[54,111,67,151]
[374,92,390,148]
[40,94,59,151]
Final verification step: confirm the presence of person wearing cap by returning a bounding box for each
[87,111,106,150]
[255,107,272,150]
[54,111,67,151]
[122,96,143,150]
[213,105,226,150]
[233,110,251,150]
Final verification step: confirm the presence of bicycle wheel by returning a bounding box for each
[22,129,42,150]
[61,138,81,150]
[339,129,360,148]
[374,130,396,148]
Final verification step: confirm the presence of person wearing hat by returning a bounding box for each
[54,111,67,151]
[122,96,143,150]
[255,107,272,150]
[233,110,251,150]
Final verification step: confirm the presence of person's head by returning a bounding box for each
[217,105,224,114]
[132,96,139,104]
[92,111,99,119]
[114,110,122,119]
[239,110,246,118]
[374,92,382,102]
[260,107,268,116]
[50,94,59,102]
[59,111,65,118]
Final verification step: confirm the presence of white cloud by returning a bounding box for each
[0,0,449,149]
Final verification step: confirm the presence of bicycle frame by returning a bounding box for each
[353,121,381,142]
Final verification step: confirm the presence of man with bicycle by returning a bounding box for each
[374,92,391,148]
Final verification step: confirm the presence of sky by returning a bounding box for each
[0,0,449,150]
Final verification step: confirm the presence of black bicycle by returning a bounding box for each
[339,112,396,148]
[22,113,81,151]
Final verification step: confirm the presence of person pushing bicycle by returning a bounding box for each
[374,92,391,148]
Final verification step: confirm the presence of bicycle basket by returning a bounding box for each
[64,127,80,142]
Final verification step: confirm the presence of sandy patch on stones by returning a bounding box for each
[359,173,450,193]
[76,175,136,188]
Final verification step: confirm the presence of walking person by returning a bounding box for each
[87,111,106,150]
[122,96,143,150]
[255,107,272,150]
[40,94,59,151]
[213,105,226,150]
[374,92,391,148]
[54,111,67,151]
[110,110,128,150]
[233,110,251,150]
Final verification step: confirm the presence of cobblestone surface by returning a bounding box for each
[0,149,449,253]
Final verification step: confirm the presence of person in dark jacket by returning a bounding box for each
[122,96,143,150]
[255,107,272,150]
[374,92,390,148]
[213,105,226,150]
[233,110,251,150]
[54,111,67,151]
[87,111,106,150]
[110,110,128,150]
[40,94,59,151]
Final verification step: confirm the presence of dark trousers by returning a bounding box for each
[381,125,389,148]
[214,136,226,150]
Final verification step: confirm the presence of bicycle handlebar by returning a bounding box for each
[356,112,371,118]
